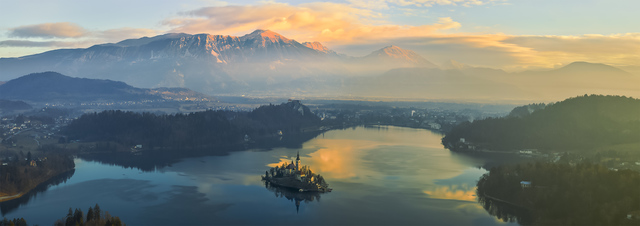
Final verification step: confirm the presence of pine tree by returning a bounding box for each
[86,207,94,222]
[93,204,101,221]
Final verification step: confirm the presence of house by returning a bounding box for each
[428,122,441,130]
[627,210,640,220]
[520,181,532,188]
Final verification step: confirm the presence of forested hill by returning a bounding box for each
[476,162,640,225]
[64,101,321,149]
[0,71,213,103]
[0,71,160,102]
[443,95,640,152]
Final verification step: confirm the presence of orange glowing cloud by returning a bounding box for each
[387,32,640,70]
[164,2,460,45]
[162,2,640,70]
[348,0,504,9]
[9,22,88,39]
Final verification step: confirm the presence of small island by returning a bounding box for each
[262,152,331,193]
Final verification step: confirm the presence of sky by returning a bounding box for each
[0,0,639,71]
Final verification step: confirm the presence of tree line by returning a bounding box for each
[64,101,321,149]
[53,204,124,226]
[477,162,640,225]
[443,95,640,152]
[0,152,74,196]
[0,204,124,226]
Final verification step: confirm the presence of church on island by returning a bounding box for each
[262,152,331,192]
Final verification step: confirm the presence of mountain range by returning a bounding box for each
[0,30,638,102]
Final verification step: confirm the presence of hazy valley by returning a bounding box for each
[2,30,637,103]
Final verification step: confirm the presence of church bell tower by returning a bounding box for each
[296,151,300,171]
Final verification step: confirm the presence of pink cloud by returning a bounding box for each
[9,22,87,39]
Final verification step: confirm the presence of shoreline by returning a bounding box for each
[0,193,24,202]
[0,168,75,203]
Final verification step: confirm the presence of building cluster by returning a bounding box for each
[263,152,330,192]
[312,105,496,132]
[0,115,72,147]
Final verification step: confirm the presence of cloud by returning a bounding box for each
[8,22,87,39]
[348,0,508,8]
[333,32,640,70]
[2,24,162,51]
[418,33,640,69]
[502,33,640,67]
[159,2,639,70]
[2,1,637,71]
[0,40,76,48]
[164,2,460,45]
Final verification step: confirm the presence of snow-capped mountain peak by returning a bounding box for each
[240,29,292,43]
[302,41,332,54]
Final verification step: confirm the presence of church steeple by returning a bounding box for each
[296,151,300,171]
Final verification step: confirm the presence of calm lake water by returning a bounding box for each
[2,126,515,225]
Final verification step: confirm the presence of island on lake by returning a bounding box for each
[262,152,331,193]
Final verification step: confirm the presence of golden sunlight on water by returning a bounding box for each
[423,184,477,201]
[268,139,380,179]
[266,127,483,188]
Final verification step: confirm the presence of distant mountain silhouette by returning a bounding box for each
[0,72,211,103]
[0,99,32,113]
[341,61,639,102]
[0,30,436,96]
[361,45,436,67]
[509,62,638,100]
[0,30,637,101]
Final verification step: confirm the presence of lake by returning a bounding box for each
[1,126,515,225]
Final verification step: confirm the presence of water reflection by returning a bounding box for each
[424,184,477,201]
[476,191,534,225]
[81,131,323,172]
[268,139,378,179]
[263,181,322,213]
[1,170,75,216]
[2,126,515,225]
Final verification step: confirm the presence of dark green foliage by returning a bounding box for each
[93,204,101,222]
[86,207,94,222]
[52,204,125,226]
[0,153,75,195]
[507,103,546,118]
[64,102,321,149]
[477,162,640,225]
[0,72,161,102]
[0,218,27,226]
[443,95,640,151]
[65,208,74,226]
